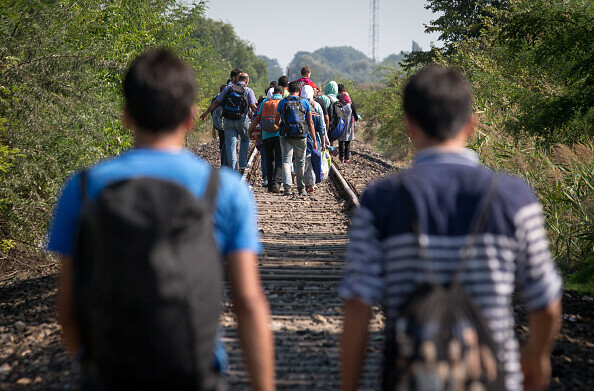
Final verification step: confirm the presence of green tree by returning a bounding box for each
[258,55,284,82]
[0,0,228,270]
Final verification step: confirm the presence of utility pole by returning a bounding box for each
[368,0,380,63]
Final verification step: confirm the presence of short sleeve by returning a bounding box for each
[246,88,257,105]
[47,173,83,256]
[514,202,562,311]
[339,195,385,306]
[213,172,261,256]
[215,86,229,103]
[302,99,311,113]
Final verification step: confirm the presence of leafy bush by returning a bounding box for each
[353,0,593,283]
[0,0,230,272]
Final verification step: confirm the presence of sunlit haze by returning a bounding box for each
[189,0,442,68]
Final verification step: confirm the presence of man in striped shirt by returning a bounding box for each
[339,65,562,391]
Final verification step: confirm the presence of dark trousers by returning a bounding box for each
[218,129,227,167]
[339,141,351,160]
[263,136,282,189]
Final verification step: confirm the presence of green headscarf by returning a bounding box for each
[319,81,339,110]
[324,81,338,98]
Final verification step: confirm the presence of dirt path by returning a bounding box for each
[0,140,592,390]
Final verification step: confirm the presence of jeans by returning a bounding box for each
[263,136,282,189]
[218,129,227,167]
[223,116,250,171]
[280,136,307,192]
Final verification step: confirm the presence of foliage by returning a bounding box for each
[287,46,413,85]
[0,0,231,271]
[425,0,508,49]
[258,55,283,82]
[190,16,269,93]
[356,0,593,279]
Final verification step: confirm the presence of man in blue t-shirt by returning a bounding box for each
[47,49,275,391]
[274,80,318,196]
[340,66,562,391]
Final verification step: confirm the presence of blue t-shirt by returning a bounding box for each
[276,95,311,116]
[47,148,261,257]
[257,94,283,139]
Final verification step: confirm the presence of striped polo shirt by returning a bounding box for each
[340,148,562,391]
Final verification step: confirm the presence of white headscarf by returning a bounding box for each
[300,85,315,105]
[300,84,323,116]
[266,87,274,99]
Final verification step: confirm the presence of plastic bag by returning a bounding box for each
[320,150,331,182]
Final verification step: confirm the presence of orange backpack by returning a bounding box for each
[261,98,280,132]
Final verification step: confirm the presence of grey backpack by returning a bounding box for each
[73,169,222,390]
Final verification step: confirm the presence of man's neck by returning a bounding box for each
[133,128,187,150]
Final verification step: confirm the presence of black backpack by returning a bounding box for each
[72,169,222,390]
[383,174,505,391]
[281,96,307,139]
[222,83,249,120]
[327,98,348,140]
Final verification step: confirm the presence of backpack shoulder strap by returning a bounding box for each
[203,168,220,212]
[80,169,88,202]
[453,173,500,281]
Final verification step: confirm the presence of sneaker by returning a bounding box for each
[306,186,315,194]
[262,179,268,187]
[283,189,293,196]
[271,186,281,193]
[297,189,306,196]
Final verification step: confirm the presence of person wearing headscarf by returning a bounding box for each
[318,81,339,112]
[300,85,327,193]
[337,84,354,163]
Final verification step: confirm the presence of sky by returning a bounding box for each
[194,0,442,68]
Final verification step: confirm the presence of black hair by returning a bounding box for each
[288,80,301,94]
[337,83,345,93]
[237,73,249,83]
[273,84,283,95]
[278,75,289,88]
[403,65,473,141]
[123,48,196,133]
[269,80,279,88]
[230,68,242,79]
[301,66,310,76]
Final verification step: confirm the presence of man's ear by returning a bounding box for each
[405,116,419,141]
[462,115,477,140]
[184,106,198,133]
[123,106,135,130]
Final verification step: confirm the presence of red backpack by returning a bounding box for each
[260,98,280,132]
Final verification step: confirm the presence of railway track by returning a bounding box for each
[194,140,397,390]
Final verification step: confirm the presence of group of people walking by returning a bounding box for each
[203,67,359,195]
[48,49,562,391]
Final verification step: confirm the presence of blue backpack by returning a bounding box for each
[281,96,307,139]
[221,84,248,120]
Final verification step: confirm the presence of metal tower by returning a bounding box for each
[369,0,379,63]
